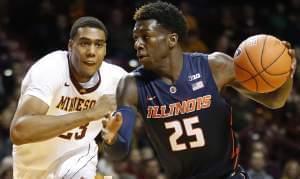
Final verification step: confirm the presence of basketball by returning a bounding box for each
[233,34,292,93]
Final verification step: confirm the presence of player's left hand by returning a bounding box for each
[282,41,297,78]
[101,112,123,145]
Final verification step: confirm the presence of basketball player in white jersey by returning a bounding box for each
[10,16,127,179]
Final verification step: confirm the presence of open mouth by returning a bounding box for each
[138,55,150,61]
[139,56,148,60]
[83,61,96,66]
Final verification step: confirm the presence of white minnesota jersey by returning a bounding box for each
[13,50,127,179]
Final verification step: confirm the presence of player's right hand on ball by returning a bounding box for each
[281,41,297,78]
[102,112,123,145]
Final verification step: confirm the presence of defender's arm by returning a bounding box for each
[10,94,115,145]
[103,74,140,160]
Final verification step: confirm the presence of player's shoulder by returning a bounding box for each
[21,51,67,93]
[184,52,208,60]
[186,52,207,57]
[207,52,235,89]
[207,52,233,70]
[100,61,128,77]
[30,50,68,73]
[208,52,232,62]
[117,72,138,97]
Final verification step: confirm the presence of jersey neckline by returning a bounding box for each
[67,54,101,95]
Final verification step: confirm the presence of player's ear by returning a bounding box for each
[68,40,73,53]
[168,33,178,48]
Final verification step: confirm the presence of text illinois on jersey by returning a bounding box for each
[56,96,96,112]
[146,95,212,118]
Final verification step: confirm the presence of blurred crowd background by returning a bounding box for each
[0,0,299,179]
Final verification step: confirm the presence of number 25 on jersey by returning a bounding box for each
[164,116,205,151]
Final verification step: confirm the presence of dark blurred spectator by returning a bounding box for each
[142,158,162,179]
[29,0,58,57]
[285,0,300,46]
[69,0,85,22]
[280,160,300,179]
[181,30,209,53]
[247,151,274,179]
[0,156,13,179]
[140,147,154,161]
[126,149,143,179]
[269,3,288,37]
[54,14,70,49]
[113,160,137,179]
[107,8,134,61]
[180,1,209,53]
[215,32,233,54]
[239,108,278,156]
[179,1,197,32]
[97,157,117,178]
[239,4,264,37]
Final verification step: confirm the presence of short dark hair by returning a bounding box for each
[133,1,187,41]
[70,16,108,39]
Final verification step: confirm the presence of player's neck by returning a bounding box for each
[79,73,99,88]
[159,49,183,85]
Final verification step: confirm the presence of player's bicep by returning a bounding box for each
[12,95,49,126]
[209,52,256,93]
[208,52,236,91]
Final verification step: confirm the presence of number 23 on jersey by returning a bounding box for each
[59,123,89,140]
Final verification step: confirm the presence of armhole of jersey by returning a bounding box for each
[196,54,231,110]
[133,73,146,118]
[201,55,222,96]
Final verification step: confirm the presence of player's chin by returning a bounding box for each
[141,63,154,70]
[139,58,153,69]
[83,68,98,78]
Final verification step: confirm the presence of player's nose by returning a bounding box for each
[86,45,96,57]
[134,38,145,50]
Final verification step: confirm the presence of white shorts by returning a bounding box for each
[14,146,98,179]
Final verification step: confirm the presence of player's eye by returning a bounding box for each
[133,35,138,41]
[95,43,105,48]
[79,41,90,47]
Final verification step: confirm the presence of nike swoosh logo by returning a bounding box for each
[147,96,156,101]
[64,82,70,87]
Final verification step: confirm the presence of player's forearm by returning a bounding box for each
[10,111,94,145]
[249,78,293,109]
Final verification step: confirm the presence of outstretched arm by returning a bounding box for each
[208,43,296,109]
[102,74,139,160]
[10,94,116,145]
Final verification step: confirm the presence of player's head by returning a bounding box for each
[133,1,187,69]
[68,16,108,82]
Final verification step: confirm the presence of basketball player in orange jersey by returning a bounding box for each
[104,2,297,179]
[10,16,127,179]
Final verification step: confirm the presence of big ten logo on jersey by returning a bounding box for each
[188,73,201,81]
[56,96,96,140]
